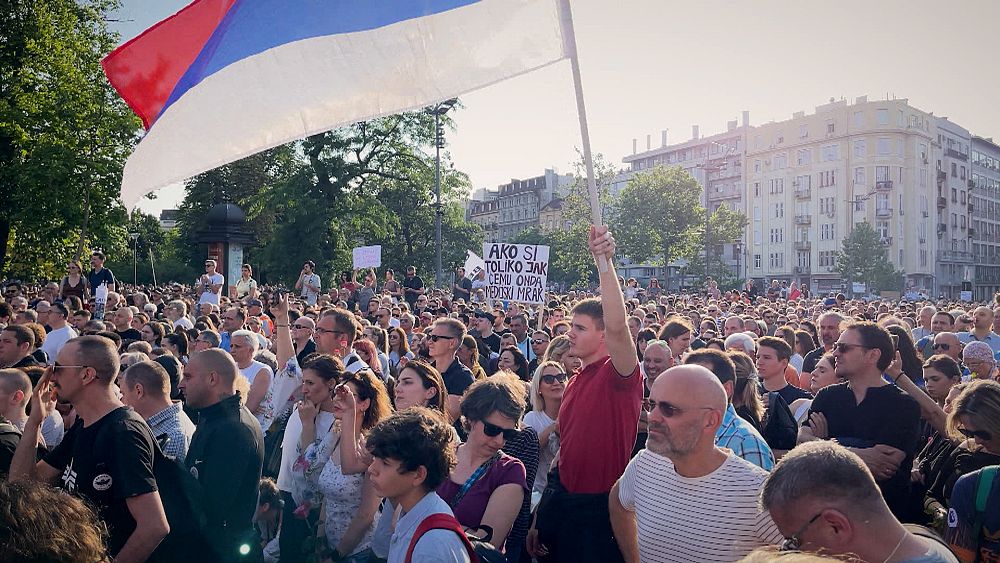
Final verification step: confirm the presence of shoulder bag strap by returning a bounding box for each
[405,513,477,563]
[450,452,501,508]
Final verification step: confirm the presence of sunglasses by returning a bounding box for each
[541,373,569,385]
[428,334,455,342]
[932,343,951,351]
[481,420,519,441]
[641,399,714,418]
[958,427,993,442]
[532,339,550,345]
[833,342,871,353]
[780,512,822,551]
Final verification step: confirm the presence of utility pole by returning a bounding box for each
[429,99,458,288]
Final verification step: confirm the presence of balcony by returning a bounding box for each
[945,148,968,161]
[938,250,974,263]
[938,223,947,234]
[875,207,893,218]
[794,214,812,225]
[937,196,947,209]
[794,186,812,199]
[937,170,947,183]
[880,237,893,246]
[875,180,893,192]
[707,187,742,201]
[795,241,811,251]
[969,203,975,213]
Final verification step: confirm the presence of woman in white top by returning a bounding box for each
[230,329,273,423]
[789,353,840,425]
[521,360,566,495]
[315,368,392,563]
[234,263,258,301]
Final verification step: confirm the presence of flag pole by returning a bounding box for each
[558,0,608,273]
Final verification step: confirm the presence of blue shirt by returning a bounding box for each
[957,331,1000,355]
[715,403,775,471]
[388,492,471,563]
[220,331,231,352]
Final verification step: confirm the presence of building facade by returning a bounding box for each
[934,119,974,298]
[971,136,1000,301]
[745,97,940,295]
[465,168,573,243]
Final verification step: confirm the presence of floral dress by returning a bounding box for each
[316,437,375,558]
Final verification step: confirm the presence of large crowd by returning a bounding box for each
[1,231,999,563]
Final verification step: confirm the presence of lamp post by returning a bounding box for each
[429,98,458,289]
[128,232,139,286]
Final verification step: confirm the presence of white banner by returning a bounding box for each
[483,243,549,304]
[352,245,382,269]
[464,250,487,280]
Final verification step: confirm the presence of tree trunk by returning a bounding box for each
[0,217,10,277]
[75,183,91,261]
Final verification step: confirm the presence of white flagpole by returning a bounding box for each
[557,0,608,273]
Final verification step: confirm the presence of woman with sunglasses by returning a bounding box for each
[316,368,392,563]
[522,361,567,496]
[437,372,528,551]
[59,261,89,302]
[386,327,414,373]
[946,380,1000,560]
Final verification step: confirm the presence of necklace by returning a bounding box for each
[882,531,907,563]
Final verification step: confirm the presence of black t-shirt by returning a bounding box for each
[88,268,116,295]
[44,407,157,557]
[296,339,317,365]
[436,358,475,397]
[12,355,40,369]
[801,346,826,374]
[805,382,921,519]
[402,275,424,307]
[454,278,472,302]
[760,381,812,406]
[479,332,501,355]
[0,419,20,478]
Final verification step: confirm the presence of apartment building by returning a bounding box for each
[934,119,975,298]
[971,136,1000,300]
[745,96,939,294]
[465,168,574,243]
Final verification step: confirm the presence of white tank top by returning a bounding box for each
[240,360,272,385]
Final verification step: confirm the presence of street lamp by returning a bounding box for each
[128,232,140,286]
[429,98,458,289]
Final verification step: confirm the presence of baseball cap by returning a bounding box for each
[247,298,263,308]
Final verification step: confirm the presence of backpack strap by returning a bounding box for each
[405,513,477,563]
[971,465,998,552]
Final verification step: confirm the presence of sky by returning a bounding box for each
[110,0,1000,216]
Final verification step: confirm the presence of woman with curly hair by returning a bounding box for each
[0,480,110,563]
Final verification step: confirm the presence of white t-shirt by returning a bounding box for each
[300,273,321,305]
[240,360,273,386]
[618,449,783,562]
[197,273,224,305]
[173,317,194,331]
[522,410,559,495]
[40,325,77,363]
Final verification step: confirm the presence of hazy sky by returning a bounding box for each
[111,0,1000,215]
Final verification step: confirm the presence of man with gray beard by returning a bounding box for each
[609,365,781,562]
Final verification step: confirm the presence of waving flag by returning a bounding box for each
[103,0,569,209]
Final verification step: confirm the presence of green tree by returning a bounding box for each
[0,0,140,279]
[104,210,166,285]
[836,221,904,294]
[687,205,749,289]
[611,167,705,287]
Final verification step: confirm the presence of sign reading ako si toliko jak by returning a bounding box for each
[483,243,549,305]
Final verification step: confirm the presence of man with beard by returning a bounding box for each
[609,365,782,562]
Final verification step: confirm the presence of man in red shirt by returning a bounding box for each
[528,225,642,563]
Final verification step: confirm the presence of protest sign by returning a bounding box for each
[464,250,486,280]
[352,245,382,269]
[483,243,549,304]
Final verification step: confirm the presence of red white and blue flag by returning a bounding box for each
[104,0,569,208]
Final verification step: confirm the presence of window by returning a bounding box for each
[797,149,811,166]
[855,167,866,185]
[753,182,761,197]
[827,121,835,135]
[800,124,809,138]
[854,139,866,158]
[854,111,864,127]
[877,138,892,156]
[819,170,837,187]
[877,109,889,125]
[774,202,785,218]
[876,165,891,182]
[795,175,811,189]
[961,166,967,180]
[821,144,840,161]
[754,254,762,268]
[754,160,761,173]
[952,163,957,177]
[775,153,788,169]
[770,179,785,194]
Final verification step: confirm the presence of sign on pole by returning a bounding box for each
[483,243,549,305]
[352,245,382,269]
[464,250,486,280]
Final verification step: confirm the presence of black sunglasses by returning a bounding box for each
[541,373,569,385]
[958,427,993,442]
[428,334,455,342]
[932,343,951,351]
[481,420,519,441]
[531,339,550,345]
[641,398,713,418]
[833,342,871,354]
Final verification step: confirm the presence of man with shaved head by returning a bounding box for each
[181,349,264,561]
[609,365,782,562]
[957,305,1000,356]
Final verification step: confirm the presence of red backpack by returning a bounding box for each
[405,513,479,563]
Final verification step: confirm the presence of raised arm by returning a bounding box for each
[273,293,294,369]
[588,226,638,376]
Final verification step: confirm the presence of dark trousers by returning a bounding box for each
[535,468,624,563]
[278,491,315,563]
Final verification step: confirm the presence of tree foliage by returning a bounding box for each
[686,205,749,289]
[0,0,140,279]
[836,221,904,294]
[611,167,705,286]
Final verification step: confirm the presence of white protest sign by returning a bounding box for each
[464,250,486,280]
[352,245,382,269]
[483,243,549,304]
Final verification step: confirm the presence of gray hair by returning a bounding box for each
[817,310,845,326]
[231,329,259,351]
[168,300,187,315]
[644,339,673,357]
[760,441,884,515]
[724,332,756,353]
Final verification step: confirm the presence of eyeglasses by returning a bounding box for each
[932,343,952,351]
[779,512,823,551]
[428,334,455,342]
[541,373,569,385]
[315,327,347,337]
[53,363,88,372]
[641,399,714,418]
[958,427,993,442]
[531,339,550,345]
[833,342,871,354]
[293,324,311,329]
[481,420,519,441]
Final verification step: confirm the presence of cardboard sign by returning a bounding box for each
[352,245,382,269]
[483,243,549,304]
